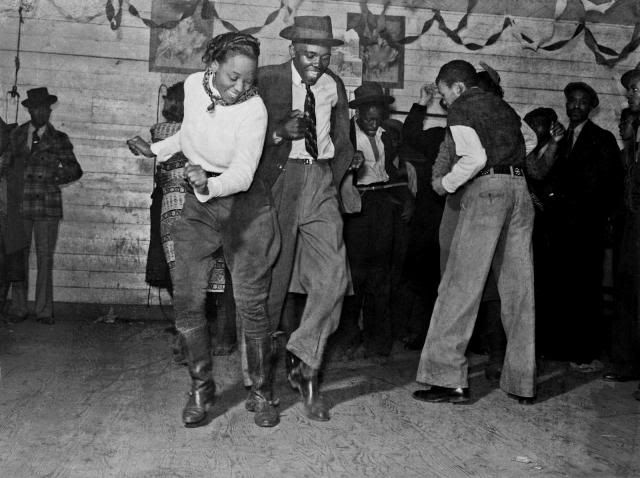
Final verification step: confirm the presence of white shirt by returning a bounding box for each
[354,122,389,185]
[151,71,267,202]
[289,63,337,160]
[441,126,487,193]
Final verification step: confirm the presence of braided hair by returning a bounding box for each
[202,32,260,65]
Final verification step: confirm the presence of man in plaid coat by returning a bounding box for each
[5,87,82,324]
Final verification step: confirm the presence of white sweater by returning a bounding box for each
[151,71,268,202]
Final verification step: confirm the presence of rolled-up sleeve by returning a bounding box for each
[441,125,487,193]
[150,130,181,163]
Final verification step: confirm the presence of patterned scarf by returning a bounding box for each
[202,67,259,113]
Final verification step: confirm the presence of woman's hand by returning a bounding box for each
[127,136,154,158]
[184,161,209,195]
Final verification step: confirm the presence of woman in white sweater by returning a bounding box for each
[129,33,280,428]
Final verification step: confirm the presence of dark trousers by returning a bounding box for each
[171,180,279,341]
[9,218,59,319]
[611,208,640,374]
[340,189,395,355]
[548,211,605,363]
[268,160,349,370]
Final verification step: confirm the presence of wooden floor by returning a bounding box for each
[1,317,639,478]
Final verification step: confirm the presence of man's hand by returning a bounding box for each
[184,161,209,195]
[432,176,447,196]
[278,110,307,140]
[349,150,365,171]
[549,121,566,143]
[418,83,437,106]
[400,199,415,223]
[127,136,154,158]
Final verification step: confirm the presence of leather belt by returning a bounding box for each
[205,171,221,178]
[477,166,524,177]
[288,157,331,165]
[357,181,408,192]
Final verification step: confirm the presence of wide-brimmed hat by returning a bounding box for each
[348,82,394,108]
[22,87,57,108]
[621,62,640,89]
[564,81,599,108]
[280,15,343,47]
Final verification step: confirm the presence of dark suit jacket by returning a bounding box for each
[256,61,360,213]
[548,119,622,232]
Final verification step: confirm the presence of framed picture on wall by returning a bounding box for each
[148,0,213,73]
[346,12,405,89]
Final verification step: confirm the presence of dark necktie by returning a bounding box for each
[304,83,318,160]
[32,129,40,149]
[565,127,574,152]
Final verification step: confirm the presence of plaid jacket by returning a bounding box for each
[7,121,82,220]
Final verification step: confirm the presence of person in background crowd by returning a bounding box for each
[605,65,640,394]
[336,82,412,361]
[256,15,361,421]
[128,32,281,428]
[522,107,565,359]
[4,88,83,325]
[382,117,418,349]
[545,82,623,372]
[413,60,536,404]
[400,85,446,350]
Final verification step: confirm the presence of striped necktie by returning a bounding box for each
[304,83,318,159]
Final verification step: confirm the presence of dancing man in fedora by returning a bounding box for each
[5,87,82,325]
[256,15,361,421]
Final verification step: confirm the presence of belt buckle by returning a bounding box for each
[303,157,314,165]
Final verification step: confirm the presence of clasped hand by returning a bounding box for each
[184,161,209,195]
[278,110,310,140]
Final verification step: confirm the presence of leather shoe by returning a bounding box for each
[602,372,638,383]
[507,393,535,405]
[289,357,330,421]
[36,316,55,325]
[412,386,470,404]
[7,313,29,324]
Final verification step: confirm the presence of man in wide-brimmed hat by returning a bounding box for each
[256,15,361,421]
[335,82,412,361]
[4,87,82,325]
[542,80,622,371]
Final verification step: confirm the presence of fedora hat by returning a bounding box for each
[280,15,343,47]
[348,82,394,108]
[564,81,599,108]
[621,62,640,89]
[22,87,57,108]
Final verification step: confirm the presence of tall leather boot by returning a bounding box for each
[181,326,216,428]
[288,353,330,421]
[245,336,280,427]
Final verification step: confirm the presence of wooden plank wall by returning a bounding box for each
[0,0,637,307]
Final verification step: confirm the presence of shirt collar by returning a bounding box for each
[29,122,48,135]
[571,119,588,134]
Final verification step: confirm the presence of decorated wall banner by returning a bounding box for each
[347,10,405,89]
[148,0,214,73]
